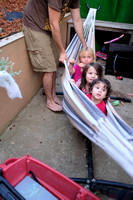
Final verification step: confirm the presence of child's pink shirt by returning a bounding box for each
[76,79,89,94]
[86,93,107,116]
[73,64,82,82]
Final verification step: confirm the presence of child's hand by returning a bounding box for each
[69,79,76,84]
[69,58,75,65]
[78,63,85,68]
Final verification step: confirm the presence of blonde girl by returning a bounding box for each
[68,47,95,82]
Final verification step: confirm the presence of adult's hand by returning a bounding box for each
[59,51,68,64]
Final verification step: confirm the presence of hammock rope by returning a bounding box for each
[62,8,133,177]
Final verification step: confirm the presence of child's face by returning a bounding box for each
[80,52,93,65]
[91,82,107,102]
[86,67,98,84]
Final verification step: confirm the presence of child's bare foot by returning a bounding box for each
[47,101,62,112]
[53,96,62,106]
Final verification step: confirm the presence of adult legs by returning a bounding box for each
[43,72,62,111]
[23,25,62,111]
[52,72,62,105]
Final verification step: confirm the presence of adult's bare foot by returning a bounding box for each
[53,96,62,106]
[47,101,62,112]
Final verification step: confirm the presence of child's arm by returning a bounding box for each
[68,58,76,76]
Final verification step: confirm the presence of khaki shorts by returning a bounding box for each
[23,25,59,72]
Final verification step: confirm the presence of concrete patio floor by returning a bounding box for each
[0,65,133,200]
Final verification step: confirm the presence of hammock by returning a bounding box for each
[62,8,133,178]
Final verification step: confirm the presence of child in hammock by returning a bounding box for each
[70,62,103,94]
[78,62,103,94]
[86,78,111,116]
[68,47,95,82]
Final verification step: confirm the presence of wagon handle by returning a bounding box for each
[4,157,18,165]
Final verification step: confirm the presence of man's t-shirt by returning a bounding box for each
[86,93,107,116]
[23,0,80,34]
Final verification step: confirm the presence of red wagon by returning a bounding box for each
[0,154,100,200]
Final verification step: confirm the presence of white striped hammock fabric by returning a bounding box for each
[62,8,133,177]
